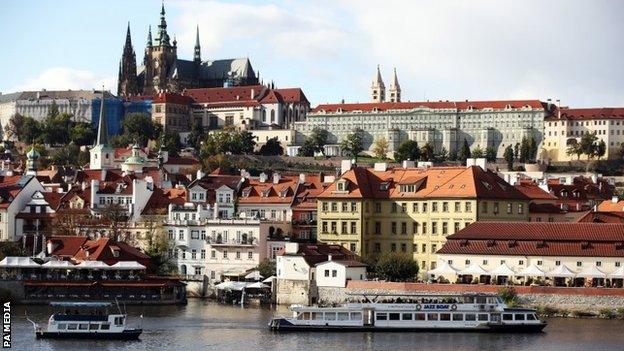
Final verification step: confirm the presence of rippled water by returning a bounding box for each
[11,300,624,351]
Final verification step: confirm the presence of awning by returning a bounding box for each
[246,282,270,289]
[0,256,40,268]
[517,264,546,277]
[262,276,277,283]
[488,263,516,276]
[215,281,248,291]
[458,263,488,276]
[42,260,75,269]
[545,264,576,278]
[427,261,459,276]
[110,261,146,270]
[75,261,112,270]
[577,265,607,279]
[245,270,264,281]
[609,266,624,279]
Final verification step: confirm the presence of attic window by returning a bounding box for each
[242,188,251,197]
[505,104,512,109]
[507,240,517,248]
[261,189,270,197]
[459,239,469,247]
[536,241,547,249]
[616,242,624,250]
[336,180,347,192]
[400,184,415,193]
[279,189,289,198]
[379,182,390,191]
[481,181,492,191]
[581,242,591,249]
[372,107,379,112]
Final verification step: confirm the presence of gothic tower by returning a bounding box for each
[371,65,385,103]
[117,22,139,97]
[142,3,177,95]
[388,68,401,102]
[194,25,201,64]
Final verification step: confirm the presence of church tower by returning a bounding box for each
[194,25,201,64]
[90,89,114,170]
[142,2,177,95]
[388,68,401,102]
[117,23,139,97]
[371,65,385,103]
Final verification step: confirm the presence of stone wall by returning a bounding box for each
[276,279,317,305]
[317,281,624,314]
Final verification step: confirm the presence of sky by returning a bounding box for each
[1,0,624,108]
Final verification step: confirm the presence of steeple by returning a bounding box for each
[194,25,201,63]
[118,22,139,96]
[124,22,132,48]
[388,67,401,102]
[156,1,170,46]
[95,88,109,146]
[147,25,153,46]
[371,64,385,103]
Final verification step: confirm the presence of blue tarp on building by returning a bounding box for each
[91,98,125,136]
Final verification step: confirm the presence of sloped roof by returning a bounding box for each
[577,211,624,224]
[48,236,89,257]
[311,100,545,113]
[598,199,624,212]
[546,107,624,121]
[238,174,299,204]
[514,182,558,200]
[72,238,150,264]
[142,187,187,215]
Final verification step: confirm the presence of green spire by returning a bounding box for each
[157,1,170,46]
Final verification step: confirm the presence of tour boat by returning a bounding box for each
[27,301,142,340]
[269,293,546,332]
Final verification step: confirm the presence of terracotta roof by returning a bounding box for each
[274,88,309,104]
[259,89,284,104]
[0,175,32,208]
[577,211,624,224]
[318,166,527,200]
[438,222,624,257]
[238,174,299,204]
[311,100,545,113]
[189,174,242,204]
[546,107,624,121]
[48,236,89,257]
[152,92,194,105]
[142,187,187,215]
[293,174,330,210]
[42,192,65,211]
[72,237,150,266]
[598,199,624,212]
[513,182,558,201]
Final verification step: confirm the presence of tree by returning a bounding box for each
[230,130,256,155]
[372,137,389,159]
[373,252,419,282]
[504,145,515,170]
[580,132,598,159]
[52,143,81,167]
[0,242,27,260]
[513,142,520,160]
[69,122,96,146]
[259,137,283,156]
[186,117,204,150]
[21,117,43,144]
[528,137,538,162]
[297,140,317,157]
[596,140,606,160]
[435,147,448,162]
[471,146,484,158]
[485,146,497,162]
[340,129,364,160]
[420,142,434,161]
[41,110,72,145]
[203,154,233,173]
[5,113,25,141]
[447,149,458,161]
[519,137,530,163]
[100,203,128,241]
[143,227,177,275]
[458,138,471,163]
[394,140,420,163]
[566,141,582,160]
[255,260,276,278]
[309,128,329,155]
[121,113,160,146]
[156,130,182,156]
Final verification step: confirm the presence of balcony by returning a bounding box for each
[205,236,257,247]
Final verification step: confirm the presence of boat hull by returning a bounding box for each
[269,319,547,333]
[36,329,142,340]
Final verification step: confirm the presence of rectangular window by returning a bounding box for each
[454,222,460,233]
[342,202,348,212]
[351,202,357,212]
[507,203,512,214]
[442,202,449,212]
[452,314,464,321]
[391,203,398,213]
[415,313,426,320]
[440,313,451,321]
[375,202,382,213]
[478,314,489,321]
[465,202,472,212]
[427,313,438,321]
[402,313,413,320]
[432,202,438,212]
[518,203,524,214]
[422,203,428,213]
[389,313,400,321]
[465,314,476,321]
[375,222,381,235]
[376,313,387,321]
[442,222,448,235]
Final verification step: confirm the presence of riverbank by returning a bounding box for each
[317,281,624,318]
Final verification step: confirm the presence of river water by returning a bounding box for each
[11,300,624,351]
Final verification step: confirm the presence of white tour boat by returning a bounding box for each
[269,293,546,332]
[27,301,143,340]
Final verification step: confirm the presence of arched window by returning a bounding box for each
[270,110,275,123]
[262,110,266,122]
[180,265,187,275]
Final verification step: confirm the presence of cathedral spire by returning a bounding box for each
[388,67,401,102]
[96,88,109,146]
[147,25,153,46]
[125,22,132,48]
[194,25,201,63]
[118,23,139,96]
[157,1,170,46]
[371,64,385,103]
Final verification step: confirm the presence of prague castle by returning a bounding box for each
[117,3,258,97]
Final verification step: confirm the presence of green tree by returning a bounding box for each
[372,137,390,159]
[203,154,233,173]
[143,227,177,275]
[309,128,329,155]
[458,138,471,163]
[519,137,530,162]
[513,142,520,160]
[340,129,364,160]
[504,145,515,170]
[41,111,72,145]
[471,146,484,158]
[420,142,434,161]
[485,146,497,162]
[121,113,160,147]
[230,130,256,154]
[435,147,448,162]
[528,137,538,162]
[596,139,606,160]
[566,141,582,160]
[297,140,317,157]
[69,122,96,146]
[5,113,25,141]
[259,137,283,156]
[0,242,27,260]
[580,132,598,159]
[373,252,419,282]
[255,260,276,278]
[186,117,204,150]
[21,117,43,144]
[447,149,458,161]
[393,140,420,163]
[156,130,182,156]
[51,143,81,167]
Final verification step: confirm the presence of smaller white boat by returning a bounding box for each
[27,301,142,340]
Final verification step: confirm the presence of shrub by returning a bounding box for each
[536,305,559,317]
[498,286,519,305]
[599,308,616,319]
[615,307,624,319]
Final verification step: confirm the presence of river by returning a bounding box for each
[11,300,624,351]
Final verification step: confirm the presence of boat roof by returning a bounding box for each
[50,301,112,307]
[345,292,498,298]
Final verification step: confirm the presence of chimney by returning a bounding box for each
[612,196,619,203]
[299,173,306,183]
[259,172,267,183]
[101,169,107,181]
[340,159,352,175]
[196,169,204,180]
[373,162,387,172]
[273,172,281,184]
[251,89,255,100]
[402,160,415,169]
[328,254,333,261]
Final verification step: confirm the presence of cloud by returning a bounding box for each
[9,67,116,93]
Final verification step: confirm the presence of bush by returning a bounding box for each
[599,308,616,319]
[615,307,624,319]
[536,305,559,317]
[373,252,419,282]
[498,286,519,305]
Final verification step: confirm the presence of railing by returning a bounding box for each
[178,274,207,282]
[205,237,257,246]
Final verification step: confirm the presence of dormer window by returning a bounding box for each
[379,182,390,191]
[261,189,270,197]
[335,179,349,193]
[242,188,251,197]
[279,189,289,198]
[481,181,492,191]
[400,184,416,193]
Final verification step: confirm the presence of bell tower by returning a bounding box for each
[371,65,385,103]
[142,2,177,95]
[117,22,139,97]
[388,68,401,102]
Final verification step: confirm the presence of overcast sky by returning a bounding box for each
[1,0,623,108]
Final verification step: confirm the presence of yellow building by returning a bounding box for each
[317,165,530,272]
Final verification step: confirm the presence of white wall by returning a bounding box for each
[315,261,366,288]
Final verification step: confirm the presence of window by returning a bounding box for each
[191,230,199,239]
[537,260,542,266]
[331,202,338,212]
[376,313,387,321]
[389,313,400,321]
[342,202,348,212]
[351,221,357,234]
[402,313,413,320]
[322,202,328,212]
[248,252,253,260]
[422,203,428,212]
[555,260,561,266]
[518,260,524,266]
[342,221,348,234]
[431,222,437,235]
[351,202,357,212]
[576,261,582,267]
[67,324,78,330]
[422,244,427,253]
[442,202,449,212]
[324,269,330,277]
[350,243,356,252]
[332,270,337,277]
[79,324,89,330]
[518,203,524,214]
[616,262,621,267]
[493,202,499,214]
[391,203,398,213]
[452,314,464,321]
[374,222,381,235]
[440,313,451,321]
[191,250,197,260]
[454,202,461,212]
[223,250,228,259]
[482,202,488,213]
[442,222,448,235]
[211,250,216,259]
[375,202,382,213]
[503,314,513,321]
[515,314,525,321]
[178,230,184,240]
[465,314,476,321]
[454,222,460,233]
[465,259,471,266]
[415,313,426,321]
[427,313,438,321]
[432,202,438,212]
[391,243,396,252]
[57,324,67,330]
[596,261,602,267]
[401,203,407,213]
[478,314,488,321]
[465,202,472,212]
[412,222,419,234]
[507,203,512,214]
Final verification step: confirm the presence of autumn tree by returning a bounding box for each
[372,137,389,159]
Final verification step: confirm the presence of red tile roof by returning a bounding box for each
[72,237,150,266]
[152,92,194,105]
[238,174,299,204]
[48,236,89,257]
[598,199,624,212]
[312,100,545,113]
[184,85,309,107]
[293,174,330,210]
[577,211,624,224]
[514,182,558,201]
[142,187,187,215]
[438,222,624,257]
[546,107,624,121]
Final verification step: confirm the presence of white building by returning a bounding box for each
[315,259,367,288]
[0,175,44,241]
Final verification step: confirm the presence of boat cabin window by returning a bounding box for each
[440,313,451,321]
[114,317,125,326]
[478,314,489,321]
[312,312,322,320]
[527,314,537,321]
[427,313,438,321]
[351,312,362,321]
[89,324,99,330]
[415,313,426,320]
[402,313,413,320]
[465,314,476,321]
[101,323,110,330]
[503,314,513,321]
[67,324,78,330]
[389,313,400,321]
[515,314,525,321]
[297,312,310,320]
[325,313,336,320]
[452,314,464,321]
[376,313,387,321]
[78,324,88,330]
[57,324,67,330]
[338,313,349,321]
[476,297,488,304]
